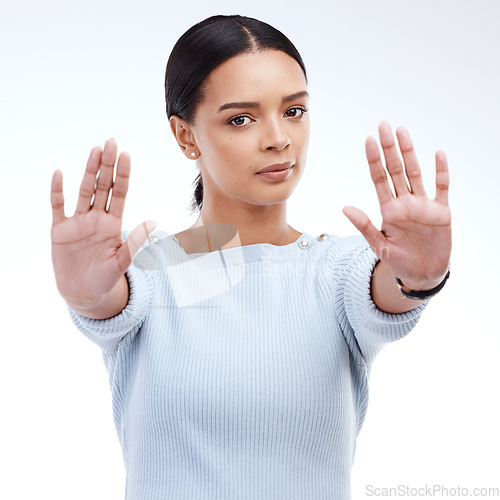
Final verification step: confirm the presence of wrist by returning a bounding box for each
[66,275,129,319]
[371,261,427,314]
[395,260,451,291]
[396,267,451,300]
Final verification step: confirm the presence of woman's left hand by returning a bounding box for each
[343,121,452,291]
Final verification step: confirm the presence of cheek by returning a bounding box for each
[226,131,255,149]
[215,135,256,168]
[292,125,309,148]
[203,129,243,155]
[197,132,228,166]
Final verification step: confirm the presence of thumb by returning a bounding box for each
[116,220,157,272]
[342,206,387,256]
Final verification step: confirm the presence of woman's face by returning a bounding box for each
[189,49,310,211]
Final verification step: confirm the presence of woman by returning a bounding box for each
[50,14,452,499]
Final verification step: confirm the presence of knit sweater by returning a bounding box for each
[68,230,427,500]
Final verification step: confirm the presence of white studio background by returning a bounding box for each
[1,0,498,498]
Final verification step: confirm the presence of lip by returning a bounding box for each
[257,161,294,174]
[257,166,293,181]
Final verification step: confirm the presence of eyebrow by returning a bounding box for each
[217,91,309,113]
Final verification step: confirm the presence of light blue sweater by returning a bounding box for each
[68,230,427,499]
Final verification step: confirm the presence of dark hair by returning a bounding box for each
[164,14,308,216]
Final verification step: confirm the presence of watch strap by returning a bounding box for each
[396,268,450,300]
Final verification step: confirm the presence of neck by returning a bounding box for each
[187,211,301,249]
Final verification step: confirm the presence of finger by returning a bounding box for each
[378,121,410,196]
[107,152,130,219]
[395,126,427,197]
[435,149,449,205]
[116,220,157,273]
[365,136,394,205]
[92,138,117,211]
[75,146,101,214]
[51,169,66,224]
[342,206,387,256]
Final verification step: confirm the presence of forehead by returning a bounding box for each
[201,50,307,106]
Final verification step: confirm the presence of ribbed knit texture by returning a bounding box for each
[68,230,427,500]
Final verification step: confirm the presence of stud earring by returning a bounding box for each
[191,152,197,157]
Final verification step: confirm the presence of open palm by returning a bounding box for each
[51,139,155,309]
[343,121,452,290]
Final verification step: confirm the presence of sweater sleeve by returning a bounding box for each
[327,235,428,367]
[67,231,155,355]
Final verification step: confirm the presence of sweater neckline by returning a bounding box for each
[165,231,315,265]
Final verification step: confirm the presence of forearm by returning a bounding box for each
[66,274,130,320]
[370,261,427,314]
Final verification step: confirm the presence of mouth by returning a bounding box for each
[257,161,295,174]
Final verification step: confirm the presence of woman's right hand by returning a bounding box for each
[50,138,156,315]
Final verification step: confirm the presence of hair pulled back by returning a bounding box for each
[164,14,307,215]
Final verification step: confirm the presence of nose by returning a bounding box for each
[262,117,291,152]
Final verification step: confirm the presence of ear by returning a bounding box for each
[169,115,199,159]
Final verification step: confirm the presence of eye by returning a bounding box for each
[228,115,253,127]
[284,106,308,118]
